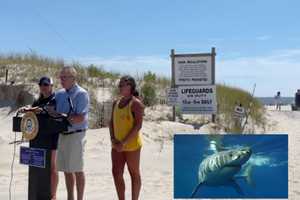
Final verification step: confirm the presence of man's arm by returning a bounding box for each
[68,114,85,124]
[68,91,89,125]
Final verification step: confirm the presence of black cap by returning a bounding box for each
[38,76,53,86]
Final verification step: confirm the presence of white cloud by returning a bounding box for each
[77,56,170,76]
[217,49,300,96]
[76,49,300,96]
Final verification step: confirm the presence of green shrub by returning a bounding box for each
[143,71,156,82]
[141,82,157,106]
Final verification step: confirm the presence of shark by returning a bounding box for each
[191,145,253,198]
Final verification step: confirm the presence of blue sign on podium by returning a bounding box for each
[20,146,46,168]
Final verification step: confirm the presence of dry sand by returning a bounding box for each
[0,105,298,200]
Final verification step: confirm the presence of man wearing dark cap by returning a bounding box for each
[31,76,56,114]
[21,76,59,200]
[39,76,53,86]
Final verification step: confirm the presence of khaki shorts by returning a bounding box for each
[57,131,86,172]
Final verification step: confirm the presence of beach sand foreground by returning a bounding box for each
[0,105,299,200]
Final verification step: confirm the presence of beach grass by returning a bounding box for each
[216,84,266,133]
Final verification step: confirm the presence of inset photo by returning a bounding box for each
[174,134,288,199]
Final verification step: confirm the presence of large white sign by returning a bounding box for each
[178,85,217,114]
[174,56,212,85]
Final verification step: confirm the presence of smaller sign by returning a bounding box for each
[166,88,179,106]
[178,85,217,114]
[20,146,46,168]
[233,105,245,119]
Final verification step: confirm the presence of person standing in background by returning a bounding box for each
[275,91,281,111]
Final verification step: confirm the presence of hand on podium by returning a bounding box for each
[18,106,43,114]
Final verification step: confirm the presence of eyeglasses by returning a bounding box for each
[59,75,73,80]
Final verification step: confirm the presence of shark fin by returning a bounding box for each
[190,182,203,198]
[229,180,244,195]
[236,164,255,187]
[245,164,255,187]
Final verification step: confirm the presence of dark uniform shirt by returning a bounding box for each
[31,93,59,150]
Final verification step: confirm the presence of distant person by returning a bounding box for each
[110,75,144,200]
[275,91,281,111]
[55,66,89,200]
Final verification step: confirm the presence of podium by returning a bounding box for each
[13,113,68,200]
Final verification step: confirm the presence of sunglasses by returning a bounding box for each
[118,83,131,88]
[39,83,50,87]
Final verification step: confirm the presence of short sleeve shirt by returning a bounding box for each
[55,84,89,131]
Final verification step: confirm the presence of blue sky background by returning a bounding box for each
[1,0,300,96]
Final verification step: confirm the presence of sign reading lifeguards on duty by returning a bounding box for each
[178,85,217,114]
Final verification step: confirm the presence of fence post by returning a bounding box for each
[5,69,8,83]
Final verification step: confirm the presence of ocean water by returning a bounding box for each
[257,97,294,105]
[174,134,288,199]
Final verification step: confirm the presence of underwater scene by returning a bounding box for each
[174,134,288,199]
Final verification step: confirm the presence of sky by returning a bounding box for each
[1,0,300,96]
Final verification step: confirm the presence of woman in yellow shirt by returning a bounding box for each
[110,75,144,200]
